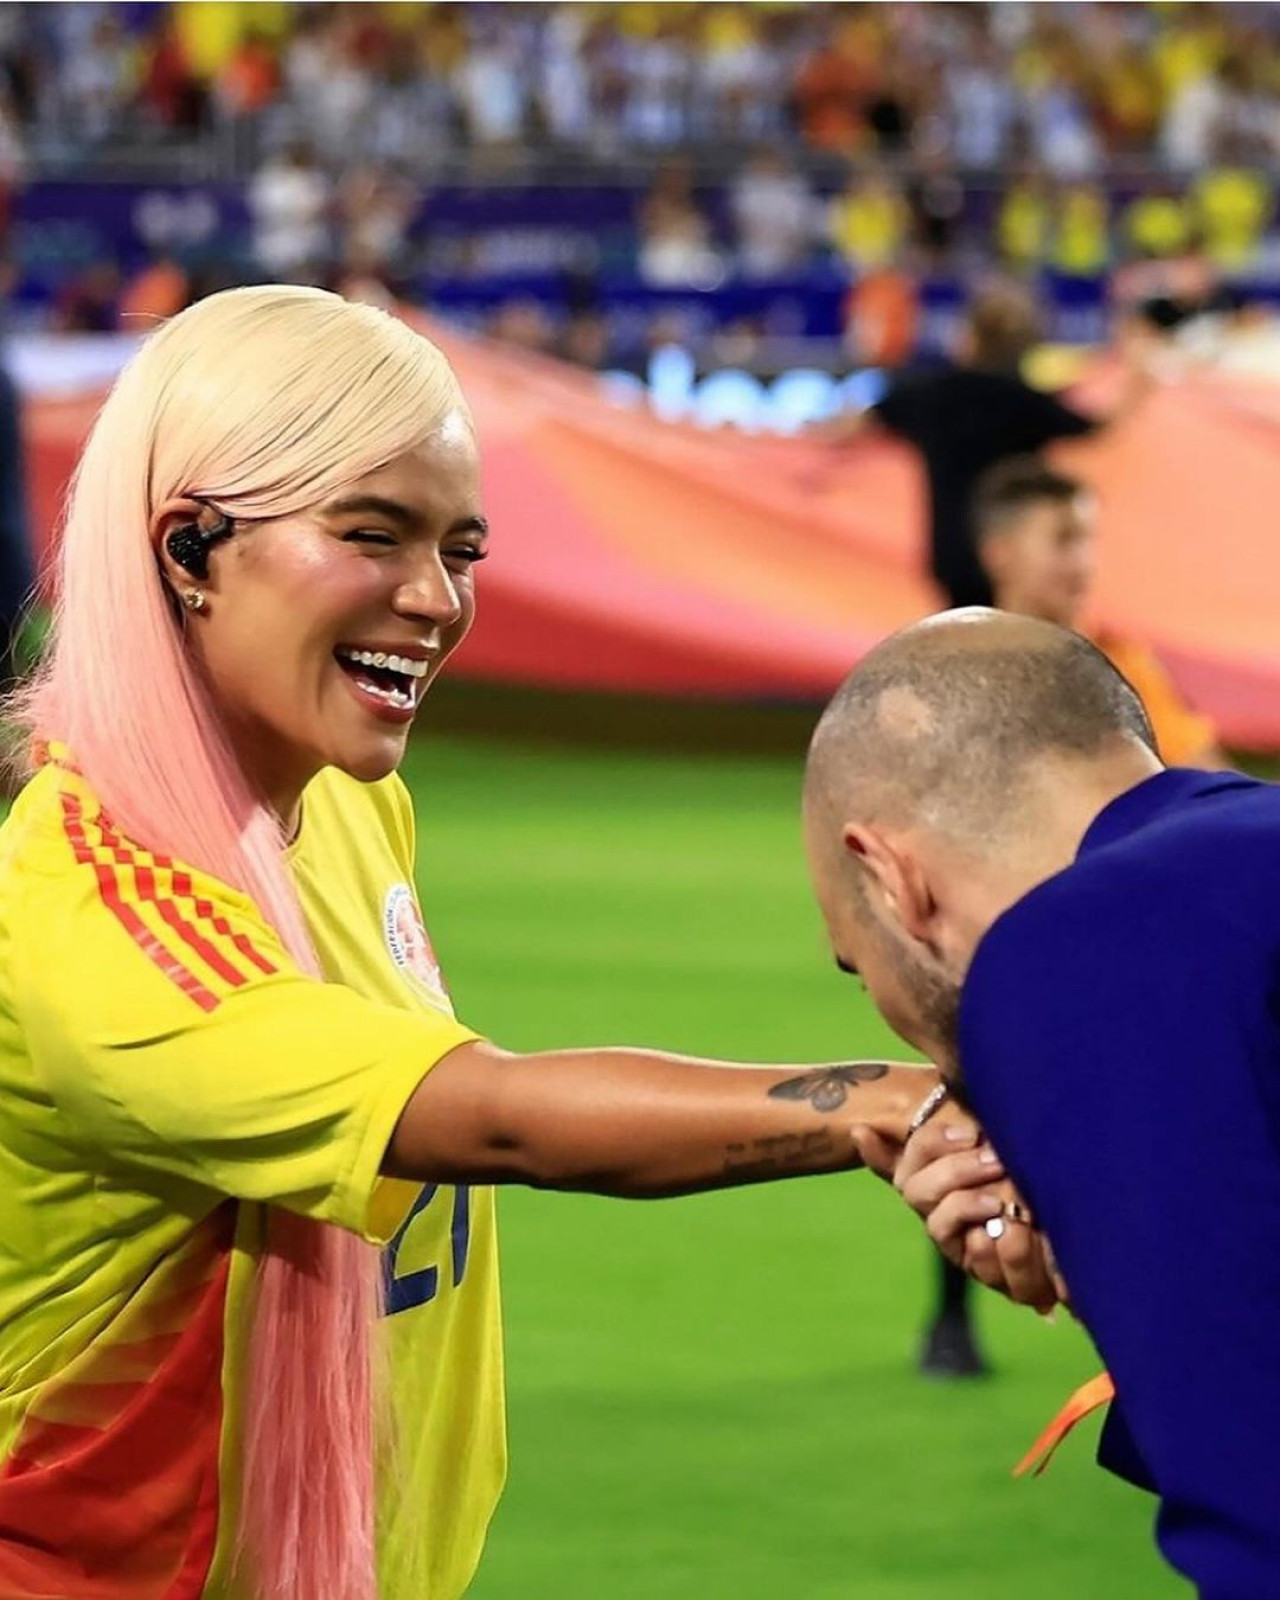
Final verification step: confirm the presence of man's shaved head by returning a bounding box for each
[803,610,1161,1070]
[806,610,1157,849]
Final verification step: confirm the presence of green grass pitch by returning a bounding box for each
[401,732,1186,1600]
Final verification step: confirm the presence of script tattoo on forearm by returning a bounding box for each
[766,1062,890,1113]
[723,1128,840,1181]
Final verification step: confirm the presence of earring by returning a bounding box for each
[181,588,207,613]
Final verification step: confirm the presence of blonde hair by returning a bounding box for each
[15,285,466,1599]
[966,281,1044,370]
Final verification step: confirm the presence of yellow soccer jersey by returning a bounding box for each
[0,751,506,1598]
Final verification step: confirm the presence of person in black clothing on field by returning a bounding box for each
[828,281,1153,607]
[824,282,1153,1376]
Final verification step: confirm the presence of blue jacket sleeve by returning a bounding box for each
[961,875,1280,1600]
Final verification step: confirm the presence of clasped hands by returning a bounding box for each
[858,1110,1068,1315]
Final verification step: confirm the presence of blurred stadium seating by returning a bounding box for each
[2,1,1279,375]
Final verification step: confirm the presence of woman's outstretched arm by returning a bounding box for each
[384,1041,935,1198]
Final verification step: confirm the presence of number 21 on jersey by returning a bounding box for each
[383,1183,471,1315]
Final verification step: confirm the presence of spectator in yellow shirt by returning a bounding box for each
[997,168,1051,274]
[1049,181,1111,279]
[829,167,910,273]
[1123,183,1194,261]
[1193,153,1273,271]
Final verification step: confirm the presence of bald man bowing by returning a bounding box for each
[804,610,1280,1599]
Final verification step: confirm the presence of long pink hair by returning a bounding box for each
[11,286,467,1598]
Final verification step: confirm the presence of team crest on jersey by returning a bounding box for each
[383,884,448,1005]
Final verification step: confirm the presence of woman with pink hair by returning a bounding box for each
[0,286,942,1600]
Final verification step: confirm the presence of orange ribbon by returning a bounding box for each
[1014,1371,1116,1477]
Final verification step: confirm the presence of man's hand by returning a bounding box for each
[894,1118,1062,1313]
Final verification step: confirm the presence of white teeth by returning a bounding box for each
[359,678,414,709]
[336,647,430,679]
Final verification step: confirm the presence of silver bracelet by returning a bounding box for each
[907,1082,951,1136]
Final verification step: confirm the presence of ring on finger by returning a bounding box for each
[984,1216,1006,1240]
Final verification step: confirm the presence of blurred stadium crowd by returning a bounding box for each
[0,1,1271,370]
[10,1,1280,176]
[0,3,1265,752]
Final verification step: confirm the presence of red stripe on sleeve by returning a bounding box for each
[150,899,250,989]
[95,819,252,991]
[188,892,277,976]
[59,794,222,1014]
[171,872,279,976]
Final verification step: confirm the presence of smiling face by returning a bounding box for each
[158,413,486,823]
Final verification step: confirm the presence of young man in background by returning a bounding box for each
[974,455,1226,769]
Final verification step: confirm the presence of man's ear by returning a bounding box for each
[842,823,938,945]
